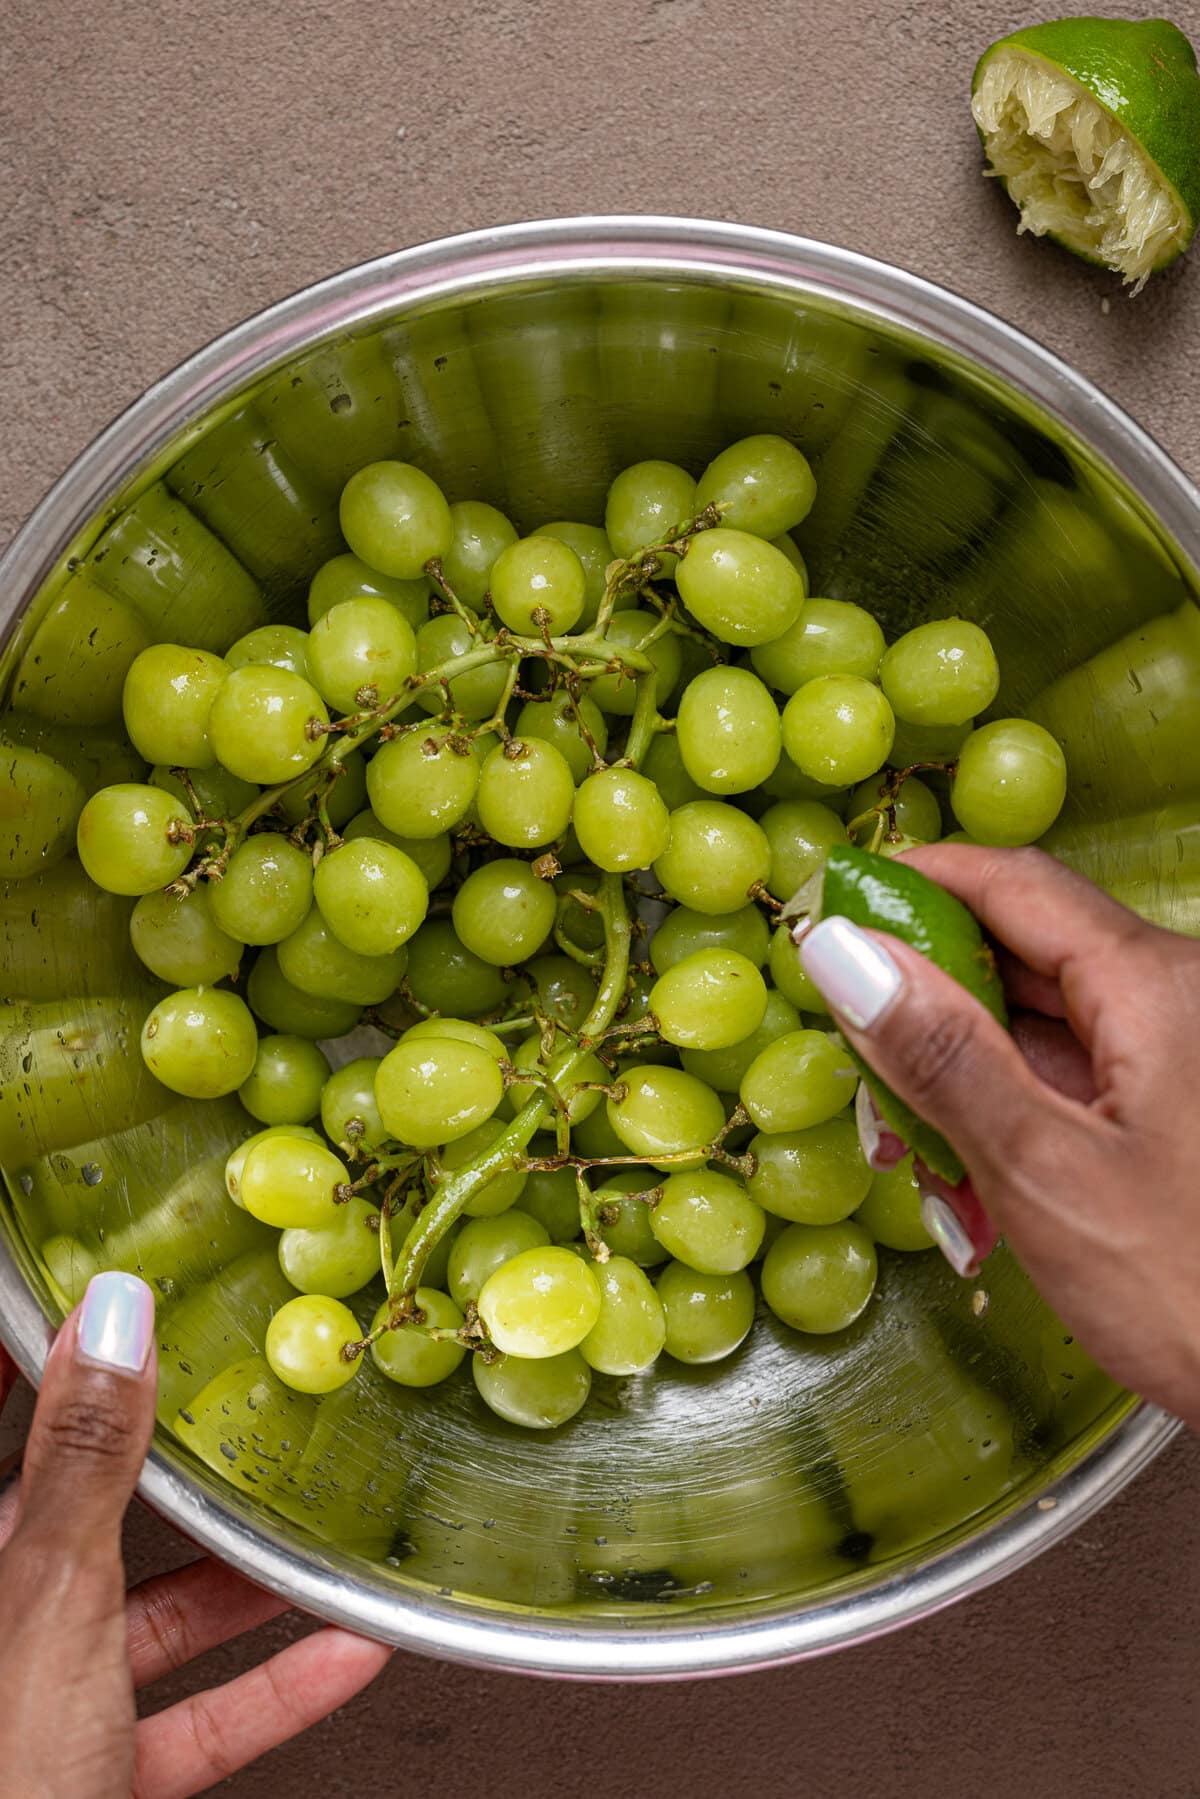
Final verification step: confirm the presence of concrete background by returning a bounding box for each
[3,0,1200,1792]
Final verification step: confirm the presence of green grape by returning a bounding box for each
[240,1135,349,1228]
[605,460,697,560]
[448,1211,550,1307]
[761,1221,877,1333]
[653,800,770,914]
[854,1153,933,1252]
[375,1036,503,1148]
[224,1123,321,1207]
[675,528,805,647]
[438,1120,530,1217]
[751,598,885,694]
[781,675,896,786]
[676,666,782,795]
[524,954,597,1031]
[209,834,314,945]
[76,783,193,896]
[553,869,606,951]
[246,946,362,1039]
[506,1035,608,1127]
[452,858,557,966]
[279,1195,381,1298]
[478,1246,601,1358]
[740,1029,856,1134]
[265,1294,361,1394]
[951,719,1068,845]
[573,767,671,872]
[695,434,816,539]
[371,1290,466,1387]
[276,751,369,832]
[649,1169,765,1273]
[681,988,801,1093]
[339,459,452,579]
[657,1262,755,1364]
[207,666,329,786]
[238,1033,331,1125]
[437,499,518,610]
[767,923,828,1014]
[848,774,942,845]
[640,730,705,810]
[650,902,769,974]
[607,1065,725,1171]
[366,724,479,838]
[278,907,405,1006]
[225,624,311,678]
[313,837,428,957]
[514,694,609,783]
[748,1119,871,1224]
[403,1014,507,1061]
[533,521,621,626]
[140,987,258,1099]
[308,551,429,630]
[402,920,509,1016]
[475,738,574,849]
[880,618,1000,728]
[760,749,848,808]
[413,614,510,720]
[129,884,242,986]
[306,597,417,715]
[580,1255,666,1375]
[769,533,810,588]
[516,1165,582,1241]
[588,610,683,716]
[342,808,451,889]
[490,535,586,635]
[473,1348,590,1429]
[319,1058,385,1158]
[149,763,259,848]
[121,643,227,769]
[877,832,925,860]
[593,1171,669,1266]
[890,715,973,768]
[759,799,848,899]
[650,948,768,1050]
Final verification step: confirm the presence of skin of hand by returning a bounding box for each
[799,843,1200,1430]
[0,1277,391,1799]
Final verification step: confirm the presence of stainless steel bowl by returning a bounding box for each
[0,218,1195,1679]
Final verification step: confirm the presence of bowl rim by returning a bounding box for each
[0,215,1189,1678]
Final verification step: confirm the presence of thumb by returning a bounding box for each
[13,1271,156,1563]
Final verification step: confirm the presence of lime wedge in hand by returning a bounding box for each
[972,16,1200,289]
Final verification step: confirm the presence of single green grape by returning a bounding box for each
[580,1255,666,1375]
[277,907,405,1006]
[308,552,430,630]
[640,730,705,810]
[238,1034,331,1125]
[401,919,509,1017]
[848,774,942,845]
[751,598,885,694]
[650,903,769,974]
[209,834,315,945]
[553,868,605,951]
[950,719,1068,845]
[533,521,621,626]
[767,923,828,1014]
[473,1348,591,1429]
[366,723,480,838]
[573,767,671,873]
[224,1123,321,1207]
[890,715,973,769]
[854,1153,933,1252]
[607,1064,726,1171]
[515,1165,582,1241]
[245,947,362,1039]
[650,948,768,1050]
[240,1135,349,1229]
[588,610,683,716]
[371,1290,466,1388]
[313,837,428,957]
[760,748,849,808]
[781,675,895,786]
[342,808,451,889]
[448,1211,551,1307]
[402,1013,507,1061]
[320,1056,387,1156]
[658,1262,755,1364]
[593,1171,669,1266]
[505,1036,608,1128]
[339,460,452,579]
[759,799,848,900]
[275,751,369,832]
[573,1104,634,1161]
[477,1246,601,1358]
[649,1170,766,1274]
[740,1029,856,1134]
[129,884,242,986]
[265,1294,362,1394]
[695,435,817,539]
[675,528,805,647]
[475,739,575,849]
[121,643,227,769]
[761,1221,877,1334]
[436,499,518,610]
[748,1119,871,1224]
[605,460,697,561]
[880,618,1000,728]
[375,1036,504,1149]
[207,666,329,786]
[523,954,597,1031]
[437,1120,530,1218]
[140,987,258,1099]
[452,858,557,966]
[675,665,782,795]
[306,597,417,715]
[413,613,511,720]
[514,694,609,784]
[279,1195,381,1298]
[681,988,801,1093]
[76,783,193,896]
[770,533,810,587]
[490,535,587,635]
[225,624,311,679]
[653,800,771,914]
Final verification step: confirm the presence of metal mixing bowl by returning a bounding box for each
[0,219,1195,1678]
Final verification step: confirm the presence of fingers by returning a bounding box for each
[997,948,1067,1019]
[133,1625,392,1799]
[126,1558,290,1689]
[0,1346,18,1412]
[1010,1011,1097,1104]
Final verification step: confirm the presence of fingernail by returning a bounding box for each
[76,1272,155,1376]
[855,1081,908,1171]
[799,916,903,1030]
[920,1193,980,1278]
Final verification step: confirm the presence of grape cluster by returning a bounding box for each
[75,436,1067,1432]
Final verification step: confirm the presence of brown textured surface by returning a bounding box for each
[3,0,1200,1793]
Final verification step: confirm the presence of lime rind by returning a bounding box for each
[973,46,1191,290]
